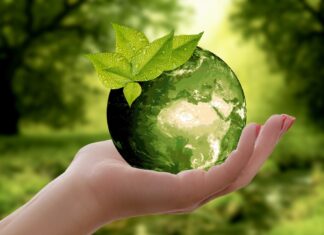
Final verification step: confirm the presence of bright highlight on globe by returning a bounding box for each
[87,24,246,174]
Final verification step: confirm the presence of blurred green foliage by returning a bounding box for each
[1,0,324,234]
[0,133,107,216]
[231,0,324,127]
[0,0,184,134]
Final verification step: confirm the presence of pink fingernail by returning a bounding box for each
[281,114,288,130]
[255,124,261,137]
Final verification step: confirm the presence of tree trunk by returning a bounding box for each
[0,53,20,135]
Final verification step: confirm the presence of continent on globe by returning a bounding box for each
[107,47,246,174]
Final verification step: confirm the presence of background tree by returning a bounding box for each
[232,0,324,126]
[0,0,185,135]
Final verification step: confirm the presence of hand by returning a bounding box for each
[66,114,295,226]
[0,114,295,235]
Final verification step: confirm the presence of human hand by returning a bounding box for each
[0,114,295,235]
[66,114,295,230]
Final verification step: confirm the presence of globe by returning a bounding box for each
[107,47,246,174]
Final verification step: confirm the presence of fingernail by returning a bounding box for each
[255,124,261,137]
[279,115,296,138]
[281,114,288,130]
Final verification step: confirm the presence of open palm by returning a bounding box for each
[65,114,294,224]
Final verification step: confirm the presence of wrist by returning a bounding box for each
[1,172,104,235]
[58,171,106,234]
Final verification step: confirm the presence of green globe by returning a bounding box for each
[107,47,246,173]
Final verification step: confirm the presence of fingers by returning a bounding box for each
[166,123,260,214]
[129,123,260,215]
[235,114,295,185]
[202,123,260,196]
[197,114,295,207]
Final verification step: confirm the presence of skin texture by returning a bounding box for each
[0,114,295,235]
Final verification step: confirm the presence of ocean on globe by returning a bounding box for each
[107,47,246,174]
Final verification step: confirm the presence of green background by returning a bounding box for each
[1,0,324,234]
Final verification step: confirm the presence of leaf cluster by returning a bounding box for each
[86,24,202,106]
[0,0,187,131]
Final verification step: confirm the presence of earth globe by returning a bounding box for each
[107,47,246,174]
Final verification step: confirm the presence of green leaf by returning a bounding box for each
[131,31,174,81]
[166,32,203,71]
[86,25,204,93]
[123,82,142,106]
[85,52,132,89]
[112,23,149,60]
